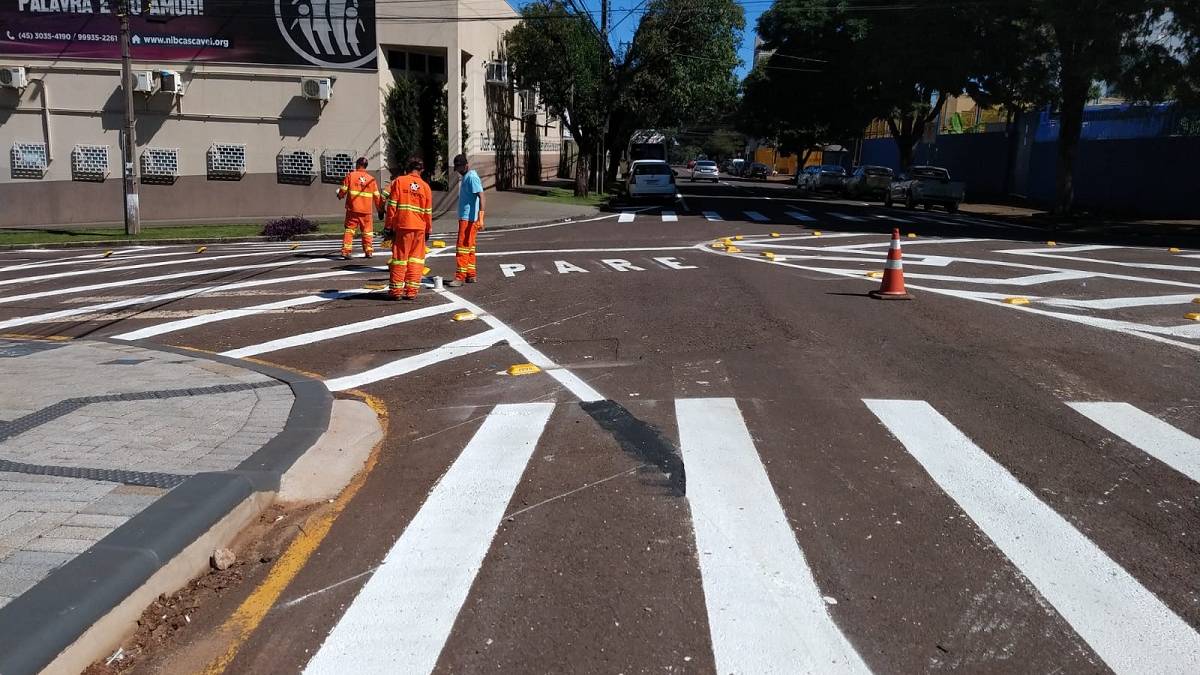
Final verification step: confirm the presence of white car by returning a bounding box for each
[690,160,719,182]
[627,160,677,201]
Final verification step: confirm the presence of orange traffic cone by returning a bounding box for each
[869,228,912,300]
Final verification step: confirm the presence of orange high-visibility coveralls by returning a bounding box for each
[455,212,485,281]
[337,169,384,257]
[384,171,434,298]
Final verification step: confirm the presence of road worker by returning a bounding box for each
[336,157,383,260]
[383,157,434,300]
[447,153,485,287]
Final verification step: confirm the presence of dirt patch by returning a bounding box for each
[82,502,323,674]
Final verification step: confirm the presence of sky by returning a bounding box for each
[510,0,765,80]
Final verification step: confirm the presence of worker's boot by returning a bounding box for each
[446,279,464,288]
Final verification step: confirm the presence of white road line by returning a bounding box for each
[901,270,1092,286]
[827,212,866,222]
[1068,402,1200,485]
[676,398,868,674]
[323,328,503,392]
[619,211,636,223]
[439,289,604,402]
[662,210,679,222]
[744,211,769,222]
[1005,245,1118,254]
[786,211,816,222]
[0,270,355,331]
[222,302,462,360]
[112,289,372,341]
[0,249,193,274]
[703,211,723,221]
[475,246,696,257]
[865,399,1200,675]
[0,258,322,305]
[0,246,328,288]
[1041,294,1200,310]
[873,214,912,223]
[304,402,554,674]
[1005,251,1200,273]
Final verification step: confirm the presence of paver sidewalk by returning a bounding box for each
[0,339,295,608]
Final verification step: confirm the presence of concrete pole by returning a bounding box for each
[118,1,141,235]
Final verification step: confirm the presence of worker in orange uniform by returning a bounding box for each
[383,157,434,300]
[446,154,485,287]
[337,157,384,260]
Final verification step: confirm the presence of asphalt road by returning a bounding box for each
[3,176,1200,674]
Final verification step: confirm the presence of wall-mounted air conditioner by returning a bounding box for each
[0,67,28,90]
[301,77,332,101]
[133,71,158,94]
[161,70,184,95]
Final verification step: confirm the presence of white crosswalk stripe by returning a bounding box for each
[677,398,868,673]
[305,402,555,674]
[744,211,769,222]
[618,211,636,223]
[786,211,816,222]
[703,211,723,221]
[865,399,1200,675]
[827,212,866,222]
[1068,402,1200,485]
[662,210,678,222]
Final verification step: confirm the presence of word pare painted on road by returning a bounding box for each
[499,257,699,278]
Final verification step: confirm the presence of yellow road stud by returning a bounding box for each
[711,242,726,249]
[195,246,207,254]
[290,243,301,250]
[431,240,447,248]
[724,246,742,253]
[102,250,113,257]
[423,266,431,276]
[867,271,884,278]
[363,283,388,291]
[1186,312,1200,321]
[453,311,478,321]
[812,231,822,236]
[735,235,744,240]
[1046,241,1057,246]
[762,251,776,260]
[507,363,541,376]
[907,233,917,239]
[1193,297,1200,304]
[1168,247,1182,254]
[1003,297,1031,305]
[770,232,781,238]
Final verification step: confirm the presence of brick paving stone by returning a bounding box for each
[65,513,129,529]
[23,537,93,554]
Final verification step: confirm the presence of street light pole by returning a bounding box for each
[118,0,141,235]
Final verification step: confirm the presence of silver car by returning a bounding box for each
[843,165,895,200]
[690,160,719,182]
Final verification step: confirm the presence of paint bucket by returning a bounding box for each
[433,276,444,291]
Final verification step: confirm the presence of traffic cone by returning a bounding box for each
[869,228,912,300]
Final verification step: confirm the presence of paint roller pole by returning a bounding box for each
[118,0,141,235]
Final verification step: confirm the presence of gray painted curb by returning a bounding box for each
[0,341,332,675]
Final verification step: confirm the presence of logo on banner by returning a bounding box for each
[275,0,376,69]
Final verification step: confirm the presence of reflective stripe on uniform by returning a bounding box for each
[407,257,425,265]
[388,258,405,266]
[347,189,379,198]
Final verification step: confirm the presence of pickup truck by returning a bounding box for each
[884,166,965,212]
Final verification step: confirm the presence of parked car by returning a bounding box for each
[626,159,677,202]
[729,158,746,177]
[798,164,847,193]
[691,160,720,182]
[885,165,965,211]
[843,165,895,200]
[748,162,771,180]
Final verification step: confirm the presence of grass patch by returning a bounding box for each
[0,222,345,246]
[531,187,608,208]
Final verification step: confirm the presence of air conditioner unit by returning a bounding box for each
[133,70,158,94]
[161,70,184,95]
[0,67,28,90]
[484,61,509,85]
[301,77,332,101]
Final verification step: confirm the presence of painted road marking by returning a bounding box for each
[1041,294,1200,310]
[744,211,769,222]
[0,258,320,306]
[304,402,554,674]
[703,211,723,221]
[323,328,504,392]
[828,212,866,222]
[676,398,868,674]
[221,302,463,360]
[786,211,816,222]
[0,270,356,332]
[495,257,699,277]
[1068,402,1200,485]
[112,289,372,341]
[865,399,1200,674]
[619,211,636,223]
[662,211,679,222]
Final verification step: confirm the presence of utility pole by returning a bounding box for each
[118,0,141,235]
[598,0,608,196]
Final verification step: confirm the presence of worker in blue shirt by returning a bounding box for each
[447,154,485,286]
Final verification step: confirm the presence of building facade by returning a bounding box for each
[0,0,563,227]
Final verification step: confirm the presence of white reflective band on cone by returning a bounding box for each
[886,259,903,269]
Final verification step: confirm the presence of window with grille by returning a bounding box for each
[71,144,110,182]
[277,149,316,184]
[141,147,180,184]
[10,142,48,179]
[207,143,246,180]
[321,150,355,184]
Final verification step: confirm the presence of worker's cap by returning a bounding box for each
[407,156,424,172]
[355,157,369,168]
[452,154,468,167]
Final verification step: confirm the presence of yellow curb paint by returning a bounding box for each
[1168,247,1182,254]
[1003,297,1031,305]
[507,363,541,376]
[196,246,208,254]
[201,391,387,675]
[453,311,478,321]
[1186,312,1200,321]
[0,333,71,341]
[431,240,446,248]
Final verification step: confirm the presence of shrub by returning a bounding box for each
[261,216,319,241]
